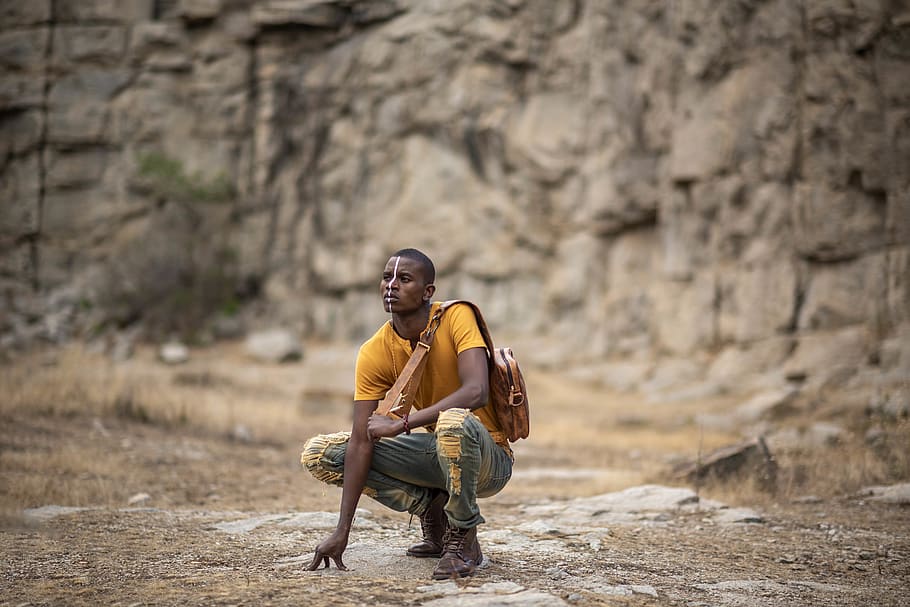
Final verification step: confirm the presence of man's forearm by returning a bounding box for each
[406,375,487,430]
[336,434,374,532]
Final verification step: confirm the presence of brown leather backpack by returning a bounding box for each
[446,301,530,442]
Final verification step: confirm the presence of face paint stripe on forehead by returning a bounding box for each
[386,255,400,313]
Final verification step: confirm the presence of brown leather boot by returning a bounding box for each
[431,525,483,580]
[406,490,447,558]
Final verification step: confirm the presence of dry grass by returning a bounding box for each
[0,344,348,513]
[0,345,340,444]
[2,445,121,508]
[2,343,908,514]
[1,347,188,424]
[690,418,910,509]
[775,424,910,497]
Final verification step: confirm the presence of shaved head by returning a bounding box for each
[392,248,435,285]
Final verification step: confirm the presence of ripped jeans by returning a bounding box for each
[301,409,512,529]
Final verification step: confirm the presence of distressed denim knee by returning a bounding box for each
[300,431,350,487]
[435,408,478,496]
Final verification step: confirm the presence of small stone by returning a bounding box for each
[231,424,253,443]
[92,418,110,437]
[127,492,151,506]
[713,507,765,524]
[158,341,189,365]
[793,495,822,504]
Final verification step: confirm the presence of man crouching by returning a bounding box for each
[301,248,513,579]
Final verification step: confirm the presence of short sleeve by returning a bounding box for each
[354,339,392,401]
[447,303,488,354]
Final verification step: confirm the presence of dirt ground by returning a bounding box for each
[1,344,908,606]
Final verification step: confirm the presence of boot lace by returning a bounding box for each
[442,526,469,556]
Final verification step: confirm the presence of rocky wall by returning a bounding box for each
[1,0,908,402]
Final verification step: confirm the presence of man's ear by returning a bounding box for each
[423,283,436,302]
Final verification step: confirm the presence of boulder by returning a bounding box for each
[673,437,777,492]
[244,328,302,363]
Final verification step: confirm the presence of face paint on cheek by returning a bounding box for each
[386,256,400,313]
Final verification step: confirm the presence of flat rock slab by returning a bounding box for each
[860,483,910,505]
[518,484,733,526]
[693,579,857,607]
[417,582,567,606]
[278,540,442,580]
[213,509,377,534]
[15,484,907,606]
[22,505,91,522]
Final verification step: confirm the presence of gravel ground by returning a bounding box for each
[2,414,908,607]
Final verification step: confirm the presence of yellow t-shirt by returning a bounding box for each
[355,302,505,440]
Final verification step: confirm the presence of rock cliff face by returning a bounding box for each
[1,0,908,399]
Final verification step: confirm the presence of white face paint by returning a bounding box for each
[386,256,401,313]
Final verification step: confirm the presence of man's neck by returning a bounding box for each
[391,303,432,342]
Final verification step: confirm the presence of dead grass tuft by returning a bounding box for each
[692,419,910,508]
[1,348,189,427]
[1,346,331,439]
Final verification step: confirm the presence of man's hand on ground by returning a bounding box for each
[307,530,349,571]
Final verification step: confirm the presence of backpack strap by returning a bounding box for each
[375,304,446,417]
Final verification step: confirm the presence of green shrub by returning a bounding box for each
[137,152,235,203]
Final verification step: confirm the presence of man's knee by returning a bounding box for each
[437,408,485,440]
[300,431,349,486]
[437,409,485,455]
[436,408,470,433]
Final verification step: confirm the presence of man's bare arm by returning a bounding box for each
[307,399,377,570]
[367,347,489,439]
